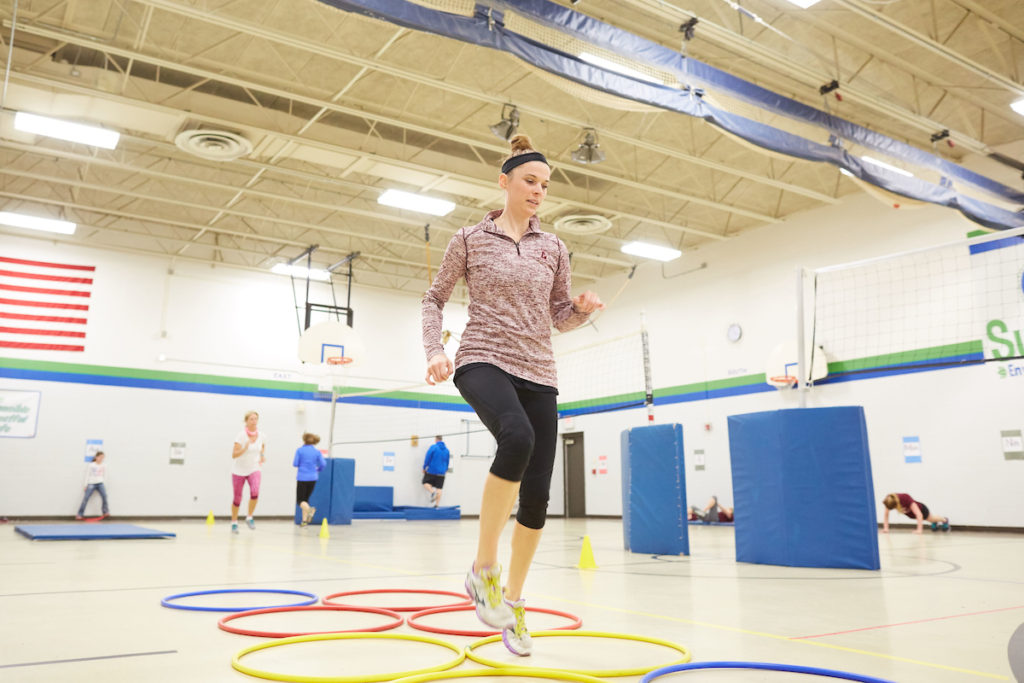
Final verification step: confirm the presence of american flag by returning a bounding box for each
[0,256,94,352]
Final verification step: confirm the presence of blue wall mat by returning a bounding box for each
[294,466,335,526]
[728,407,879,570]
[16,524,175,540]
[620,423,689,556]
[327,458,355,525]
[354,486,394,512]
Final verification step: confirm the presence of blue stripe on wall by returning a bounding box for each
[968,234,1024,255]
[1,349,989,415]
[656,382,776,406]
[0,366,475,412]
[817,352,985,384]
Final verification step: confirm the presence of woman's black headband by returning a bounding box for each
[500,151,549,175]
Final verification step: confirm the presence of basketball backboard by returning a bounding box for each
[298,320,365,365]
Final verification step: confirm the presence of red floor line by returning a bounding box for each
[791,604,1024,639]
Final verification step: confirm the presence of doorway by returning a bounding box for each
[561,431,586,518]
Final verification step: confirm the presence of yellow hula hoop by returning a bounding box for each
[232,632,466,683]
[391,667,610,683]
[465,630,692,678]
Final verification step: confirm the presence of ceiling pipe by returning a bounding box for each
[6,69,730,243]
[8,21,778,225]
[834,0,1024,96]
[71,1,834,203]
[620,0,994,155]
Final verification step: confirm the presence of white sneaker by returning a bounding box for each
[502,598,533,656]
[464,564,514,629]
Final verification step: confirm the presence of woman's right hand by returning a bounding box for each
[426,353,453,385]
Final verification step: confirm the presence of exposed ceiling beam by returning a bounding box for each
[0,188,449,273]
[9,21,780,225]
[786,10,1019,126]
[6,69,731,243]
[97,0,835,204]
[0,225,462,298]
[619,0,994,155]
[0,161,626,272]
[947,0,1024,45]
[835,0,1024,96]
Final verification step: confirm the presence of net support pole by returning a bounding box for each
[327,386,338,458]
[641,311,654,422]
[796,266,808,409]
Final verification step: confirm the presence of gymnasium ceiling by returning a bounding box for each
[1,0,1023,295]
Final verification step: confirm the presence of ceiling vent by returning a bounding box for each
[553,213,613,235]
[174,126,253,161]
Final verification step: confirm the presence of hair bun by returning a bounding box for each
[508,134,534,155]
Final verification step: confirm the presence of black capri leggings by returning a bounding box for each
[454,363,557,530]
[296,480,316,505]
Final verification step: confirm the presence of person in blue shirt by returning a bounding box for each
[293,433,326,526]
[422,435,450,508]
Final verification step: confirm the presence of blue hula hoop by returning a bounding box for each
[641,661,897,683]
[161,588,318,612]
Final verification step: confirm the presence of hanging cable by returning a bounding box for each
[424,223,432,286]
[1,0,19,112]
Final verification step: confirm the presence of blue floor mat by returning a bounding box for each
[353,506,460,521]
[15,523,176,540]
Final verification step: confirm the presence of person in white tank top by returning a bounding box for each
[230,411,266,533]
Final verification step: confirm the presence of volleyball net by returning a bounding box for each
[807,225,1024,382]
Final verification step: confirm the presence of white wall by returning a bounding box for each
[3,192,1022,527]
[557,193,1023,527]
[0,234,476,517]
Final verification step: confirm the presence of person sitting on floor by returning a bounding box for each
[688,495,733,523]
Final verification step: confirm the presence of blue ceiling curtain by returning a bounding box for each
[317,0,1024,230]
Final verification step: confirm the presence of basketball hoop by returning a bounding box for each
[769,375,798,390]
[326,356,353,366]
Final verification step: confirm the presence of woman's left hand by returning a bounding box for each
[573,290,605,314]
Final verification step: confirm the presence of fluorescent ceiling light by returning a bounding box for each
[861,156,914,178]
[14,112,120,149]
[271,262,331,281]
[377,189,455,217]
[579,53,662,85]
[783,0,821,8]
[621,241,682,262]
[0,211,76,235]
[1011,98,1024,116]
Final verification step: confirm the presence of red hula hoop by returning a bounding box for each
[218,604,403,638]
[321,588,472,612]
[406,603,583,637]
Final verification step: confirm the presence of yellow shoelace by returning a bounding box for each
[511,602,527,635]
[484,571,503,607]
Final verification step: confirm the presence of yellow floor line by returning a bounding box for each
[533,593,1010,680]
[248,538,1008,680]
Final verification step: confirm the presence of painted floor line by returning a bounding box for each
[792,604,1024,639]
[534,593,1010,681]
[0,650,177,669]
